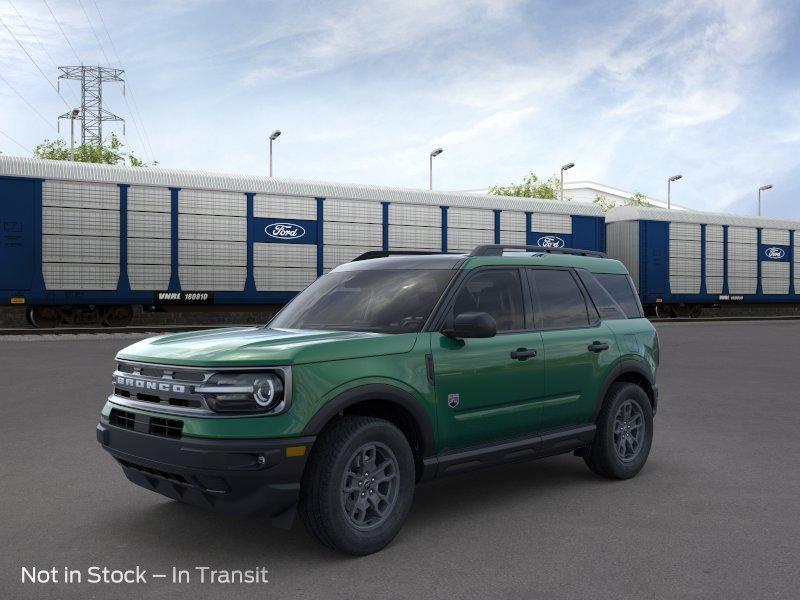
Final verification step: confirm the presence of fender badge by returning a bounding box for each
[447,393,460,408]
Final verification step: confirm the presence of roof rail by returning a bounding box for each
[350,250,446,262]
[470,244,607,258]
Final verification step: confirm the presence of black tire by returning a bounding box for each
[299,416,415,556]
[584,382,653,479]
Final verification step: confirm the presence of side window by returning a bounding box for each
[449,269,525,332]
[577,270,627,320]
[594,273,644,319]
[528,269,590,329]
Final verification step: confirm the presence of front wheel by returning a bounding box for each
[584,383,654,479]
[298,416,415,555]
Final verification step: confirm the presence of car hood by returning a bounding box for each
[116,326,419,367]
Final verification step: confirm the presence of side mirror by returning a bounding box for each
[442,312,497,339]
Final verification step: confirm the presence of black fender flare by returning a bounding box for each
[593,359,656,419]
[301,383,436,457]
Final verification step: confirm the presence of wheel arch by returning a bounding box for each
[593,360,657,419]
[301,384,435,482]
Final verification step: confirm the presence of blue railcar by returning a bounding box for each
[606,206,800,317]
[0,157,605,326]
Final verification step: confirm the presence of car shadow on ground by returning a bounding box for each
[97,453,614,562]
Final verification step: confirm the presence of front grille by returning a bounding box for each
[149,417,183,439]
[117,458,188,483]
[109,408,135,430]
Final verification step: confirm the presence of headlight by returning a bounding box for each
[198,372,286,414]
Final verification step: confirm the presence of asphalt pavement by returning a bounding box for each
[1,321,799,599]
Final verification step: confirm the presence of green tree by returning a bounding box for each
[592,191,653,212]
[33,133,156,167]
[489,172,562,199]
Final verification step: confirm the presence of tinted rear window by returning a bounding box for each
[593,273,643,319]
[529,269,590,329]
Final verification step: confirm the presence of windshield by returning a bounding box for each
[269,269,455,333]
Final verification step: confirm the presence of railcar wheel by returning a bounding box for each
[28,307,62,328]
[689,304,702,318]
[102,305,134,327]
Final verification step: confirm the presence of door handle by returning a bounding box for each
[510,348,538,360]
[588,341,609,352]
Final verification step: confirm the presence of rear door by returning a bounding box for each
[526,268,619,431]
[0,178,36,290]
[431,267,545,451]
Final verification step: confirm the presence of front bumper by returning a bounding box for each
[97,419,314,529]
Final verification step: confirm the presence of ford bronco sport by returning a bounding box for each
[97,245,659,555]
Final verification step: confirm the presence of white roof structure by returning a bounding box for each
[606,205,800,230]
[562,181,688,210]
[0,156,604,216]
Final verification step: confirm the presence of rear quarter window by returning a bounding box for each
[591,272,644,319]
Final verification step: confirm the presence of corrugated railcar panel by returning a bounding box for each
[447,227,494,252]
[761,261,789,295]
[129,264,170,290]
[728,244,757,261]
[323,245,378,269]
[128,238,170,265]
[728,261,757,277]
[324,198,382,224]
[388,224,440,250]
[728,226,757,244]
[42,206,119,238]
[669,222,701,241]
[42,180,118,210]
[669,239,701,259]
[532,213,571,234]
[669,257,701,276]
[389,203,441,227]
[179,266,246,290]
[254,267,316,291]
[605,221,639,287]
[180,240,246,266]
[728,277,757,294]
[43,263,119,290]
[179,213,246,241]
[706,241,724,260]
[128,211,170,239]
[705,258,724,279]
[42,235,118,263]
[706,276,723,294]
[499,229,526,245]
[254,195,316,220]
[669,275,700,294]
[706,225,724,242]
[323,221,382,246]
[128,186,170,213]
[500,211,526,232]
[255,243,316,268]
[448,207,493,230]
[761,229,790,245]
[179,189,246,216]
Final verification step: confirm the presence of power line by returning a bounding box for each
[0,72,58,131]
[89,0,155,162]
[0,14,70,108]
[76,0,111,65]
[0,128,32,153]
[43,0,83,65]
[6,0,81,106]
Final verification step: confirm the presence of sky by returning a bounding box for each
[1,0,799,217]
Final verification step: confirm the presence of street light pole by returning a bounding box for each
[69,108,80,161]
[429,148,443,190]
[758,184,773,216]
[667,174,682,209]
[269,130,281,177]
[560,162,575,201]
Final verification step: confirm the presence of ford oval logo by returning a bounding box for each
[537,235,566,248]
[265,222,306,239]
[765,247,785,260]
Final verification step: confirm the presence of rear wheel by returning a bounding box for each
[584,382,653,479]
[299,416,415,555]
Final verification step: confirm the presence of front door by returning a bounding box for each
[432,268,545,451]
[0,177,36,290]
[526,268,619,431]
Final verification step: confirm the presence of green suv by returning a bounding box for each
[97,245,659,555]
